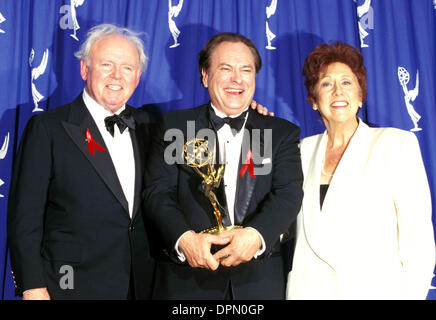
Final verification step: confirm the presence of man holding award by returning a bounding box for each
[143,33,303,299]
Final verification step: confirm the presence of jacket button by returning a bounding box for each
[129,225,135,232]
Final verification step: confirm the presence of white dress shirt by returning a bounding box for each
[82,90,135,217]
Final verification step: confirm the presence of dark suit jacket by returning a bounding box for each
[7,95,155,299]
[143,103,303,299]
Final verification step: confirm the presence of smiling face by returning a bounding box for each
[201,41,256,116]
[80,34,142,113]
[313,62,362,125]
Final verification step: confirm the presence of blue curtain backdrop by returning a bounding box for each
[0,0,435,299]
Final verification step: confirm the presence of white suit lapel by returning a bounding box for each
[302,119,372,270]
[300,131,332,265]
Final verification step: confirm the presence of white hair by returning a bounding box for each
[74,23,148,73]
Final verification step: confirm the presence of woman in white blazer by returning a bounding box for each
[286,42,435,300]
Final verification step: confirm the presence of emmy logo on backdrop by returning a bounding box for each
[183,138,241,234]
[431,274,436,290]
[356,0,373,48]
[69,0,84,41]
[0,132,9,198]
[398,66,421,132]
[0,10,6,34]
[29,48,49,113]
[265,0,277,50]
[0,133,9,160]
[168,0,184,48]
[59,0,84,40]
[0,179,4,198]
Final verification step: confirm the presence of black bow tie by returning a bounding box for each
[209,107,248,135]
[104,108,136,137]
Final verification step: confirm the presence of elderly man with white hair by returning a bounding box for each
[7,24,155,300]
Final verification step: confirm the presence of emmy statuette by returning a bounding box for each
[183,138,242,234]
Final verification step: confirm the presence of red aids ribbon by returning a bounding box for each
[239,149,256,178]
[85,129,106,155]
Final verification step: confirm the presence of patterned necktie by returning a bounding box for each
[209,107,248,135]
[104,108,136,137]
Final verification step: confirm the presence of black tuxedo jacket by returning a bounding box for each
[143,103,303,299]
[7,95,155,299]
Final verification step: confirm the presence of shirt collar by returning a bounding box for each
[210,103,249,119]
[82,89,126,125]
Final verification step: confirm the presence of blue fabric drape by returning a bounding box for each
[1,0,435,299]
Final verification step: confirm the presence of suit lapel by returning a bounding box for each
[61,96,129,214]
[300,132,328,261]
[302,120,371,269]
[234,109,259,225]
[129,107,146,220]
[322,120,370,216]
[194,103,213,133]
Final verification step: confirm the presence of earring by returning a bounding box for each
[312,104,317,110]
